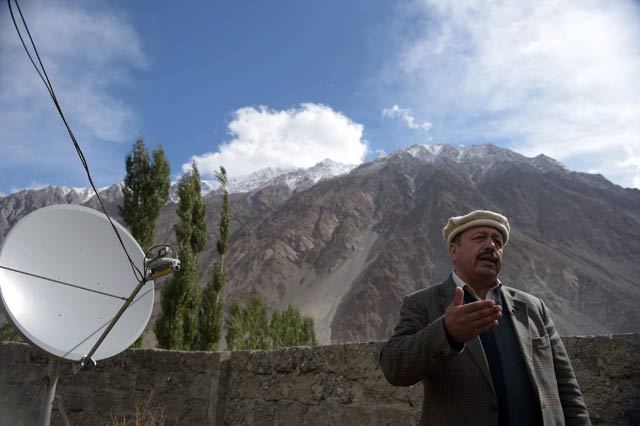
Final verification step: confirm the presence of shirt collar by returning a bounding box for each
[451,270,502,302]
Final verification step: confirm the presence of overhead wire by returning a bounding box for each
[6,0,145,283]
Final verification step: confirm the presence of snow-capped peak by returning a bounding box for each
[168,160,357,202]
[304,159,356,183]
[233,160,357,193]
[406,144,445,160]
[400,143,567,176]
[59,186,97,203]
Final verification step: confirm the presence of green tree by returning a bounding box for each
[225,296,269,350]
[226,297,316,350]
[225,301,244,350]
[197,167,231,351]
[270,310,284,349]
[301,316,317,347]
[244,296,270,350]
[119,138,170,348]
[155,162,207,350]
[277,305,317,347]
[119,138,170,252]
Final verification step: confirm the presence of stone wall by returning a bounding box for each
[1,334,638,426]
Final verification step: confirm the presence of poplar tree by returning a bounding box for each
[155,162,207,350]
[197,166,230,351]
[301,316,317,347]
[277,305,317,348]
[225,298,317,350]
[119,138,170,252]
[225,296,269,350]
[119,138,169,348]
[270,311,284,349]
[244,296,270,350]
[225,301,244,350]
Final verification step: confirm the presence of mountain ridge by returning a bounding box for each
[1,144,638,345]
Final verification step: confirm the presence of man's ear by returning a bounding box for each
[449,243,457,263]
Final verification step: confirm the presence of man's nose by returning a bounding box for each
[482,239,497,250]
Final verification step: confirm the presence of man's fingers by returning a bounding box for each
[452,287,464,306]
[446,294,502,341]
[458,300,495,313]
[475,319,499,335]
[464,305,501,322]
[469,311,502,329]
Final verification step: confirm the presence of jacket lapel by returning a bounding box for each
[501,287,535,378]
[438,277,494,392]
[466,336,495,392]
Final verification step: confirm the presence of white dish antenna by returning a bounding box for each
[0,204,154,361]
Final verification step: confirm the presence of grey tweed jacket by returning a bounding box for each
[379,276,591,426]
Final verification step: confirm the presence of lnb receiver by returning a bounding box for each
[145,246,180,280]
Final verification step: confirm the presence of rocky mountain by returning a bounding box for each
[0,159,354,241]
[169,159,357,202]
[0,184,122,241]
[1,145,639,345]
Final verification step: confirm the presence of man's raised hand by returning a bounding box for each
[443,287,502,344]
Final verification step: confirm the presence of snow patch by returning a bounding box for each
[423,144,444,156]
[397,143,569,179]
[55,186,97,203]
[168,159,357,202]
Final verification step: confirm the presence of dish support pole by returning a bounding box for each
[38,357,61,426]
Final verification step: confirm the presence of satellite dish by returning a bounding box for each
[0,204,154,361]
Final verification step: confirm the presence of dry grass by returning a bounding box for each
[110,393,167,426]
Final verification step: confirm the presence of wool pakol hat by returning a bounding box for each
[443,210,510,245]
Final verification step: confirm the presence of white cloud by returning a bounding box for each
[388,0,640,188]
[618,156,640,189]
[375,148,387,159]
[0,0,146,190]
[382,104,432,130]
[620,156,640,168]
[184,103,367,178]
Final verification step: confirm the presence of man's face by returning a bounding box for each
[449,226,504,284]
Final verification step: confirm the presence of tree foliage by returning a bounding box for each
[225,296,317,350]
[197,166,231,351]
[271,305,317,349]
[225,301,244,350]
[119,138,170,252]
[155,163,207,350]
[174,162,207,254]
[119,138,170,348]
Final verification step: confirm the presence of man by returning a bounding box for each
[380,210,590,426]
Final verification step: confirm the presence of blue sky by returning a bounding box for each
[1,0,639,195]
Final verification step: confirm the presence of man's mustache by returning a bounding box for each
[477,249,498,263]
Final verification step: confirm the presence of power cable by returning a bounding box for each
[4,0,184,372]
[6,0,144,283]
